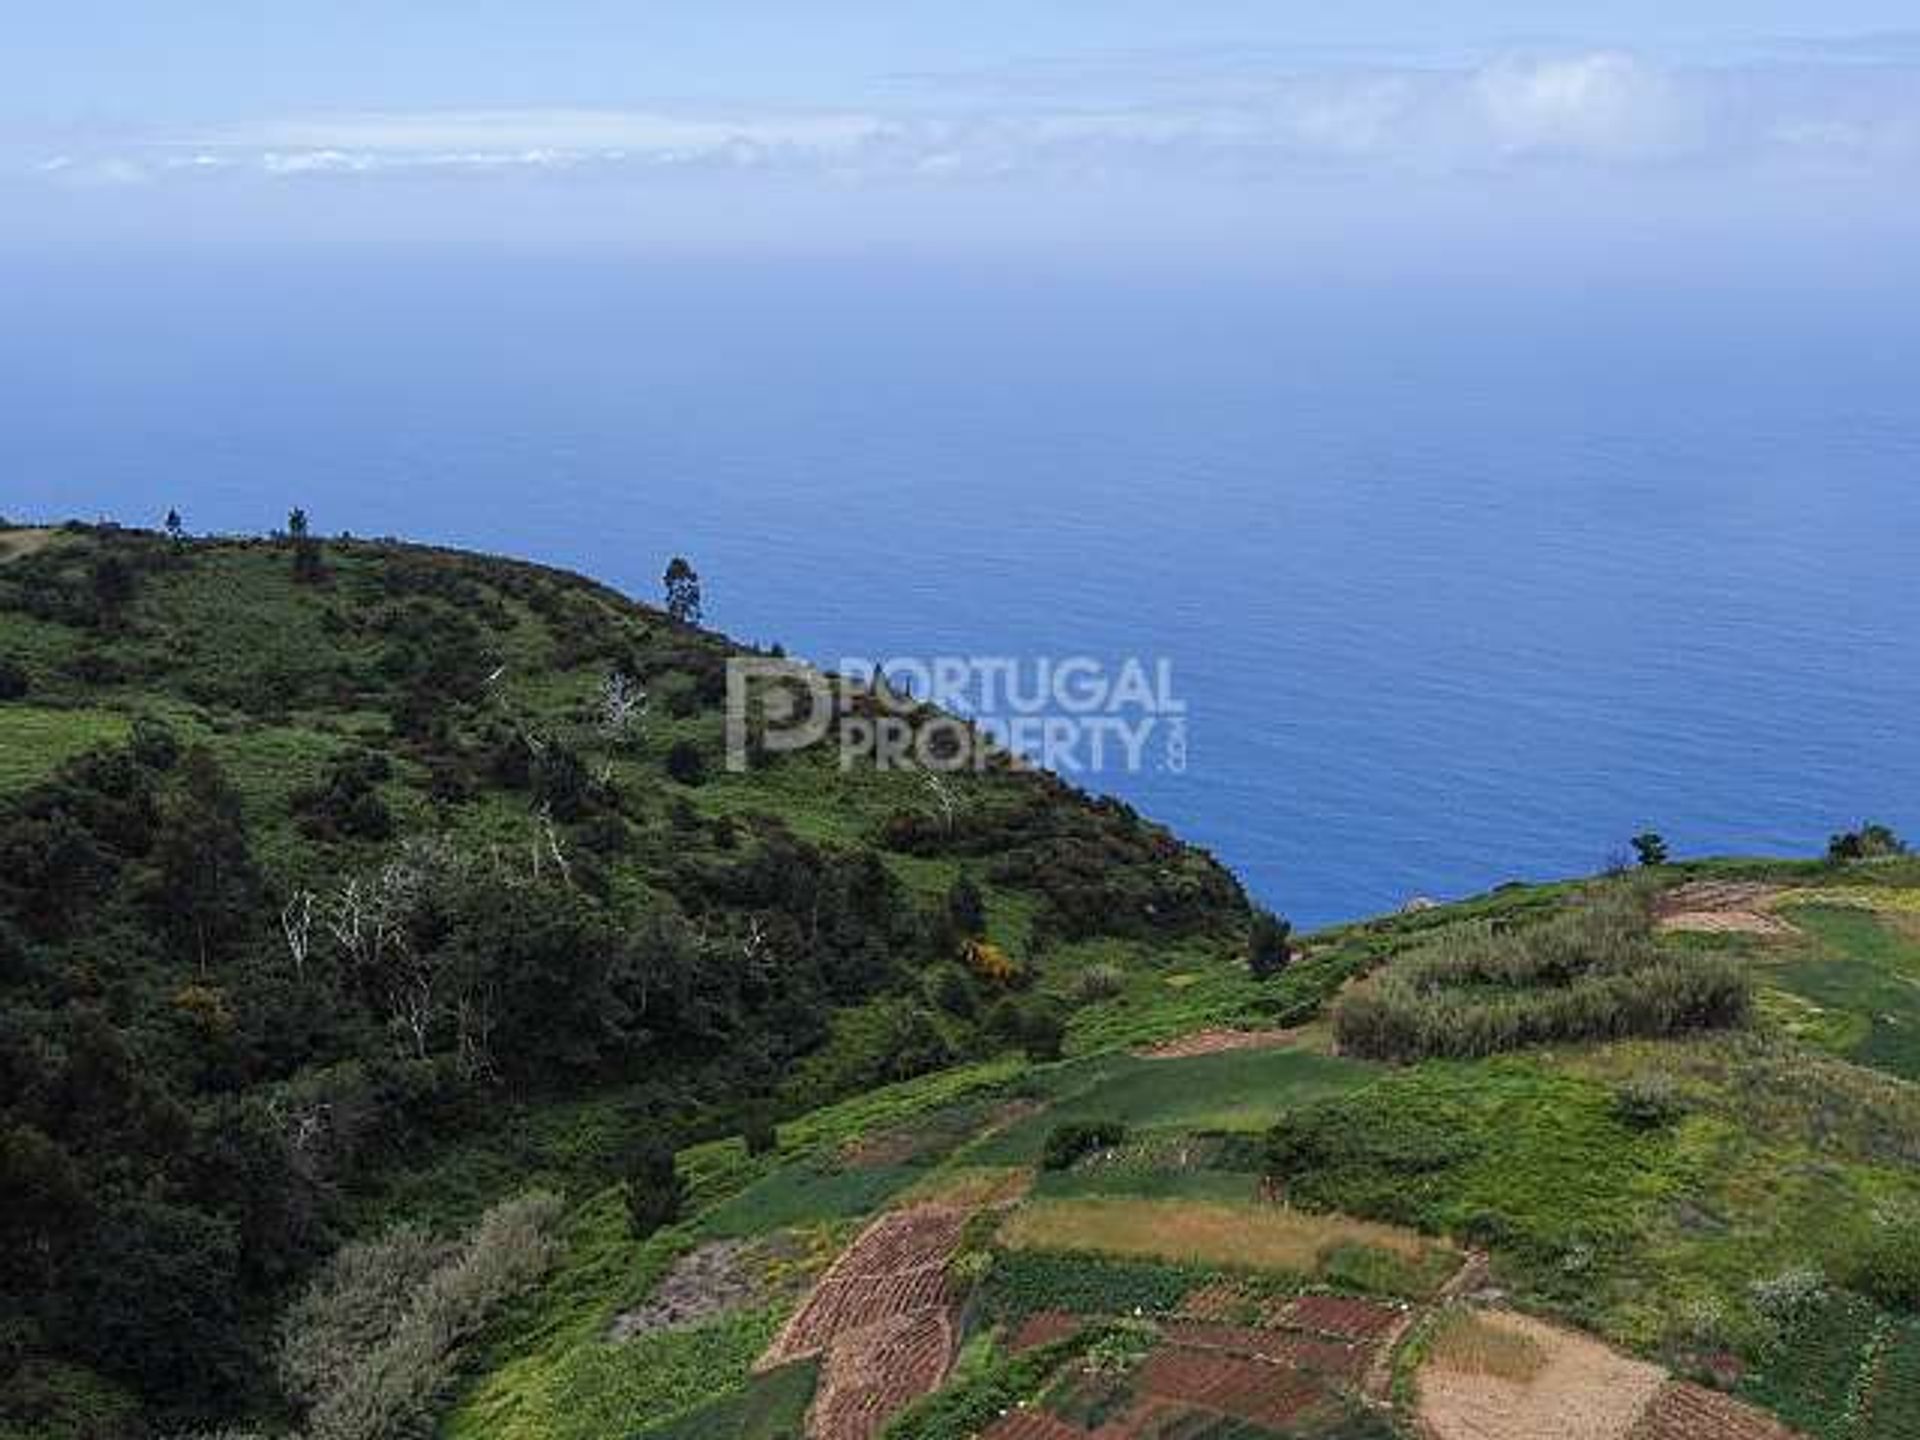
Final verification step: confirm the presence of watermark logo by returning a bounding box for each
[726,655,1187,777]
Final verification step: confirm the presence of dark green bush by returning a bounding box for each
[665,739,707,786]
[1247,909,1293,980]
[1847,1217,1920,1312]
[623,1142,687,1239]
[1611,1074,1688,1130]
[1042,1120,1128,1172]
[1829,823,1907,861]
[1020,999,1069,1064]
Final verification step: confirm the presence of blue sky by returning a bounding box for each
[6,4,1919,264]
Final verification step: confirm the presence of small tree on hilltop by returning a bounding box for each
[287,506,326,584]
[1830,823,1907,862]
[624,1140,686,1239]
[1631,832,1670,868]
[1247,909,1293,981]
[164,507,184,542]
[663,557,702,625]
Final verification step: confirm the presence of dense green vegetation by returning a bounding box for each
[5,518,1919,1440]
[637,1359,819,1439]
[0,521,1248,1438]
[1333,881,1751,1061]
[1759,903,1920,1081]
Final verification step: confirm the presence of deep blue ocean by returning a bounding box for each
[4,253,1916,926]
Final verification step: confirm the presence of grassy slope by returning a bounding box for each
[7,524,1919,1439]
[0,522,1255,1436]
[512,860,1920,1440]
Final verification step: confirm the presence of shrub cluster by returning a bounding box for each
[279,1193,562,1440]
[1041,1120,1129,1172]
[1333,885,1751,1062]
[1847,1216,1920,1313]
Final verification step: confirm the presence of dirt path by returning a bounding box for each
[1358,1250,1489,1404]
[1654,882,1798,938]
[1418,1310,1666,1440]
[0,528,58,564]
[1413,1307,1804,1440]
[1136,1027,1301,1060]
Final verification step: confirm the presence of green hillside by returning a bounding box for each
[3,520,1916,1440]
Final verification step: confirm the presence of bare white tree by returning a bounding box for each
[529,808,572,886]
[282,891,316,978]
[921,769,962,834]
[267,1096,332,1177]
[322,838,473,1062]
[453,989,500,1084]
[598,670,648,738]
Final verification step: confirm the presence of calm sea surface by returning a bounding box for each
[4,254,1916,926]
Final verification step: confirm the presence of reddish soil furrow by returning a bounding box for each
[1009,1311,1087,1354]
[1160,1321,1371,1383]
[1273,1294,1408,1341]
[981,1409,1088,1440]
[1626,1381,1803,1440]
[829,1207,970,1276]
[1177,1280,1253,1322]
[809,1309,954,1440]
[1135,1345,1332,1430]
[762,1205,966,1368]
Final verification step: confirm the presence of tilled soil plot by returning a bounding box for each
[759,1203,971,1439]
[1418,1310,1667,1440]
[1655,882,1797,937]
[1626,1380,1803,1440]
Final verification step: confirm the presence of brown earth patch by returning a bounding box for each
[1162,1320,1371,1384]
[1627,1380,1803,1440]
[1418,1310,1666,1440]
[1008,1310,1086,1354]
[808,1308,955,1440]
[1134,1345,1339,1431]
[608,1239,757,1342]
[610,1230,829,1342]
[0,528,58,564]
[981,1409,1086,1440]
[759,1204,971,1439]
[1137,1027,1299,1060]
[1274,1293,1409,1342]
[1655,882,1797,938]
[840,1097,1040,1169]
[1178,1279,1260,1323]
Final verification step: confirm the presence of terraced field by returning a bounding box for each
[473,864,1920,1440]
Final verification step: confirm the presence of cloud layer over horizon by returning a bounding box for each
[8,39,1919,264]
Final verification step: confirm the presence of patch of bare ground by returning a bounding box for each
[608,1239,757,1342]
[1137,1027,1300,1060]
[759,1203,971,1439]
[1655,882,1798,938]
[840,1098,1041,1169]
[1008,1310,1085,1354]
[981,1410,1085,1440]
[1626,1380,1803,1440]
[1418,1310,1666,1440]
[0,528,58,564]
[808,1309,954,1440]
[609,1230,829,1341]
